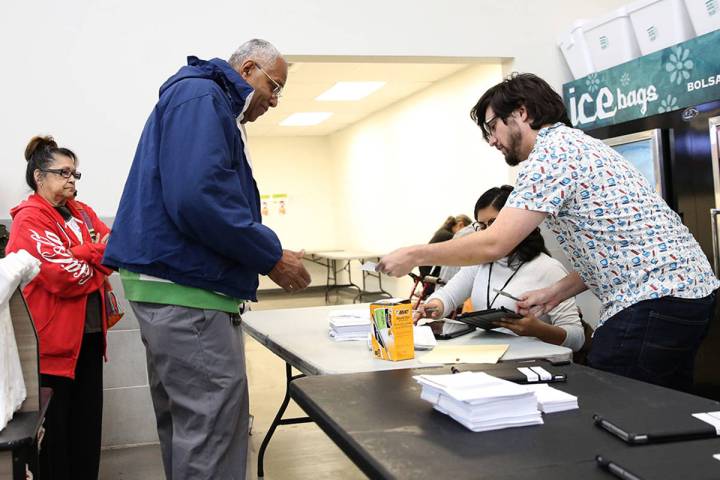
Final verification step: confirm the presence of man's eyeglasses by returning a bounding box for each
[41,168,82,180]
[255,63,283,98]
[484,115,499,137]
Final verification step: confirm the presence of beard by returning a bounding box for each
[503,125,524,166]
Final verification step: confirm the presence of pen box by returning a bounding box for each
[370,299,414,361]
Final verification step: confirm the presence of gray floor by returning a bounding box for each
[99,288,368,479]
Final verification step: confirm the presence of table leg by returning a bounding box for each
[325,259,362,304]
[355,258,393,303]
[325,259,333,303]
[257,362,313,479]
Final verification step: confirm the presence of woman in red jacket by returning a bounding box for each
[6,136,111,480]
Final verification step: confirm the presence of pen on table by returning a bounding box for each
[595,455,643,480]
[593,414,636,443]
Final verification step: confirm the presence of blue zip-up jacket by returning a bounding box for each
[103,57,282,301]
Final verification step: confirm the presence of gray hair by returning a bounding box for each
[228,39,282,68]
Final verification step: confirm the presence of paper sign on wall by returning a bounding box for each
[272,194,288,215]
[260,194,289,216]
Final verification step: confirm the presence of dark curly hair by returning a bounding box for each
[470,73,571,142]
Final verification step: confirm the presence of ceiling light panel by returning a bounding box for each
[315,81,386,101]
[279,112,334,126]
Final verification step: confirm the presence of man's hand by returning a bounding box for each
[268,249,311,293]
[517,272,587,316]
[516,286,561,317]
[377,246,419,277]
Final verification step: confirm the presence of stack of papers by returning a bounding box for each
[414,371,543,432]
[525,384,579,413]
[413,325,437,350]
[329,310,370,341]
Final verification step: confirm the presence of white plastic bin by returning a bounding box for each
[627,0,695,55]
[684,0,720,35]
[583,7,642,71]
[558,21,595,79]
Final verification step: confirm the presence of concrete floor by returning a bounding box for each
[98,288,368,479]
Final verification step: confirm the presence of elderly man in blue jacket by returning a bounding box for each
[104,39,310,480]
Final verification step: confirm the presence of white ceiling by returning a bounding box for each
[246,62,469,137]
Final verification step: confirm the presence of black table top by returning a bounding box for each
[290,363,720,479]
[0,387,51,451]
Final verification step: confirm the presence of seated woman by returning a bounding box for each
[418,185,585,352]
[418,214,474,297]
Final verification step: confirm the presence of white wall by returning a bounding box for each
[248,136,339,289]
[326,64,505,295]
[330,64,504,249]
[1,0,629,218]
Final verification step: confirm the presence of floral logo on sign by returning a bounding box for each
[658,95,678,113]
[585,73,600,93]
[665,46,694,85]
[620,72,631,87]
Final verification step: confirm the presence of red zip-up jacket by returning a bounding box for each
[6,194,111,379]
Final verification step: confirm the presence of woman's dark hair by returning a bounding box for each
[24,135,76,191]
[439,215,456,232]
[469,73,571,142]
[454,214,472,228]
[474,185,550,266]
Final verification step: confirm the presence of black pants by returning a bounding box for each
[40,332,104,480]
[588,292,716,392]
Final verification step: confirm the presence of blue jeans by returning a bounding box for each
[588,291,717,391]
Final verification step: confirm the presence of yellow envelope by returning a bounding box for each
[418,344,509,364]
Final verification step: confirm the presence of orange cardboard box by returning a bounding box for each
[369,298,414,361]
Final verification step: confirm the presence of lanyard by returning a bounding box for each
[486,261,525,309]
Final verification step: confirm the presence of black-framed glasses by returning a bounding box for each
[476,218,496,230]
[41,168,82,180]
[484,115,499,137]
[255,63,283,98]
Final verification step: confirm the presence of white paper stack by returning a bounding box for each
[328,310,371,341]
[414,372,543,432]
[525,384,579,413]
[413,325,437,350]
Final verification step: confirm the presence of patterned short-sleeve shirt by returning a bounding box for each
[506,123,719,326]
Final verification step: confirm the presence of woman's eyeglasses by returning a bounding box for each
[474,218,496,231]
[41,168,82,180]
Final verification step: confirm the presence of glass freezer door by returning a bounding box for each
[709,116,720,276]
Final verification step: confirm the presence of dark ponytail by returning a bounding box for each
[24,135,76,191]
[474,185,550,266]
[473,184,514,219]
[439,215,456,232]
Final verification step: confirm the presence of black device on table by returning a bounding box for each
[425,320,475,340]
[592,412,719,445]
[454,307,523,330]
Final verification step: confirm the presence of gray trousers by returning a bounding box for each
[131,302,248,480]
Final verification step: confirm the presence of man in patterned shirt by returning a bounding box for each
[379,73,719,391]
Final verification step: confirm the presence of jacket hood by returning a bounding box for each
[159,56,255,118]
[11,194,56,219]
[10,194,81,226]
